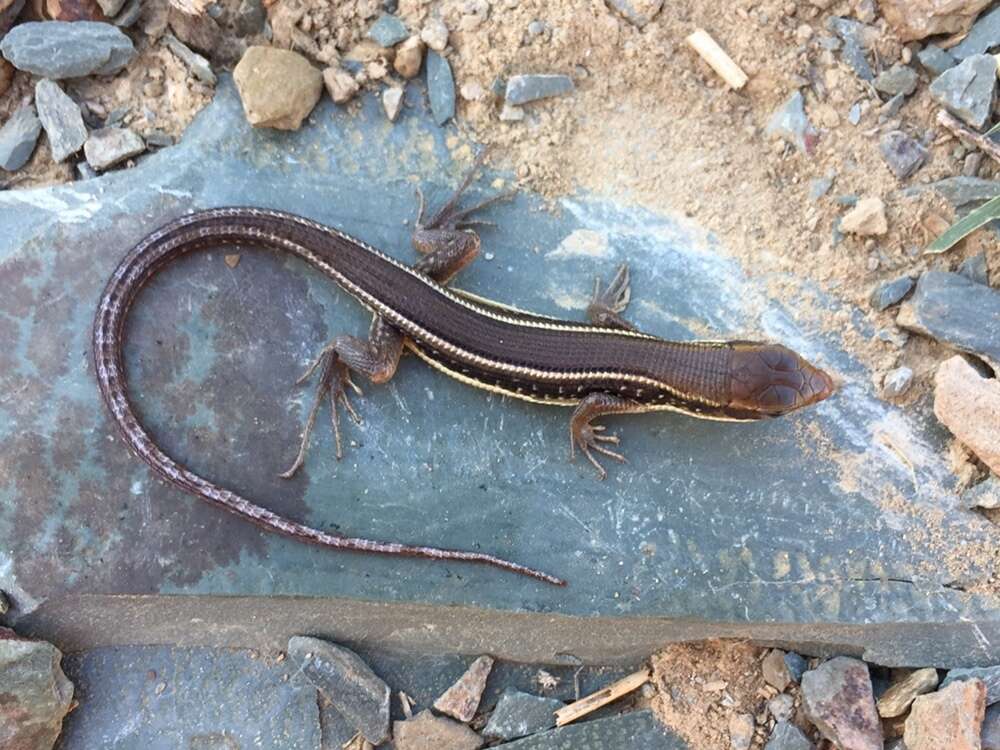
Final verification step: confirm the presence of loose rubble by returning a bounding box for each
[433,654,493,723]
[801,657,882,750]
[425,50,455,126]
[0,628,75,750]
[233,46,322,130]
[0,103,39,170]
[934,355,1000,474]
[963,477,1000,509]
[840,196,887,236]
[1,21,134,78]
[905,679,986,750]
[878,668,939,717]
[83,126,144,171]
[504,74,575,105]
[482,688,562,741]
[879,130,927,179]
[394,710,483,750]
[943,665,1000,704]
[929,53,998,129]
[766,91,817,154]
[34,78,86,162]
[765,721,813,750]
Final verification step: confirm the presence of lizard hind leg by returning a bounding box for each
[569,392,649,480]
[279,318,404,478]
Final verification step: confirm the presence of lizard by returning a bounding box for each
[93,153,835,586]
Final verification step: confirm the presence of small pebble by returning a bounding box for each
[0,105,41,172]
[848,102,862,125]
[163,33,216,85]
[382,86,403,122]
[505,74,574,105]
[499,103,524,121]
[84,126,145,171]
[426,51,455,125]
[393,36,424,79]
[809,176,833,201]
[962,152,983,177]
[323,66,359,104]
[882,366,914,399]
[367,14,409,47]
[879,130,927,180]
[420,17,448,51]
[873,64,918,97]
[917,44,956,77]
[35,79,87,163]
[459,81,484,101]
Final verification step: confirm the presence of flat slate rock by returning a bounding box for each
[499,710,680,749]
[898,271,1000,366]
[950,5,1000,60]
[929,53,997,129]
[483,688,563,741]
[0,103,41,171]
[0,21,135,79]
[426,50,454,125]
[942,665,1000,705]
[4,77,1000,669]
[34,78,87,162]
[505,74,575,105]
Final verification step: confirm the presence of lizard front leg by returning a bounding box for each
[586,263,636,331]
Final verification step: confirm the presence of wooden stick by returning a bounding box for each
[553,668,651,727]
[686,29,749,90]
[937,109,1000,167]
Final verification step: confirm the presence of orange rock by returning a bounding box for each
[882,0,992,41]
[904,679,986,750]
[934,356,1000,474]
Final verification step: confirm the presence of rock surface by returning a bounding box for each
[368,14,409,47]
[963,477,1000,510]
[505,74,575,105]
[84,127,144,171]
[323,66,358,103]
[765,721,814,750]
[929,54,997,129]
[958,253,989,285]
[880,130,927,179]
[878,667,938,717]
[394,36,424,79]
[874,65,918,96]
[0,21,135,78]
[898,271,1000,366]
[729,712,754,750]
[35,78,87,162]
[393,710,482,750]
[433,654,493,722]
[499,710,676,748]
[904,679,986,750]
[0,104,41,171]
[882,366,914,399]
[801,657,881,750]
[841,196,887,236]
[917,44,957,76]
[951,4,1000,59]
[0,630,74,750]
[934,356,1000,475]
[763,649,793,691]
[871,275,915,311]
[482,688,562,741]
[426,50,455,125]
[286,636,389,745]
[882,0,992,41]
[942,664,1000,704]
[984,703,1000,750]
[233,46,322,130]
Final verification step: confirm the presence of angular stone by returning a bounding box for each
[499,710,678,748]
[763,648,793,691]
[111,0,141,27]
[95,0,125,17]
[394,710,482,750]
[918,44,957,76]
[880,130,927,180]
[394,35,424,79]
[871,275,915,311]
[766,90,817,154]
[164,32,216,85]
[482,689,563,741]
[963,477,1000,510]
[426,50,455,125]
[286,636,389,745]
[382,86,403,122]
[958,253,989,285]
[323,66,358,103]
[801,656,881,750]
[942,664,1000,704]
[768,694,795,723]
[765,721,813,750]
[0,629,74,750]
[934,356,1000,474]
[606,0,663,28]
[905,679,986,750]
[929,54,997,129]
[882,0,991,41]
[0,104,41,172]
[0,0,26,38]
[433,654,493,722]
[729,712,754,750]
[505,74,574,105]
[420,16,448,52]
[882,366,914,399]
[809,177,832,201]
[0,21,135,78]
[168,5,221,56]
[984,703,1000,750]
[84,127,144,171]
[874,65,919,97]
[827,17,874,80]
[951,4,1000,59]
[918,176,1000,208]
[35,78,87,163]
[233,46,322,130]
[878,667,939,717]
[840,196,887,236]
[898,271,1000,366]
[368,14,408,47]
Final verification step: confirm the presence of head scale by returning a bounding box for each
[728,343,836,417]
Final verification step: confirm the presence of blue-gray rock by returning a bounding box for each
[874,64,918,97]
[499,710,679,749]
[96,0,126,18]
[984,702,1000,750]
[0,105,41,172]
[879,130,926,179]
[0,21,135,79]
[426,50,455,125]
[959,252,990,285]
[808,177,833,201]
[916,175,1000,208]
[878,93,906,123]
[898,271,1000,366]
[882,366,913,399]
[605,0,663,28]
[0,632,74,750]
[917,44,956,77]
[34,78,87,162]
[766,91,816,154]
[929,54,997,129]
[963,477,1000,510]
[801,657,881,750]
[368,14,409,47]
[84,127,145,171]
[482,689,563,741]
[941,665,1000,704]
[0,0,25,38]
[827,17,874,81]
[111,0,143,27]
[164,33,216,85]
[287,636,389,745]
[950,5,1000,60]
[233,0,265,36]
[848,102,862,125]
[871,275,915,312]
[784,652,808,684]
[765,721,814,750]
[505,74,574,105]
[57,645,321,748]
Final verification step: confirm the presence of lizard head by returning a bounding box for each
[727,343,836,417]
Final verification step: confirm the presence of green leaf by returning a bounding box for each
[926,194,1000,254]
[986,120,1000,138]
